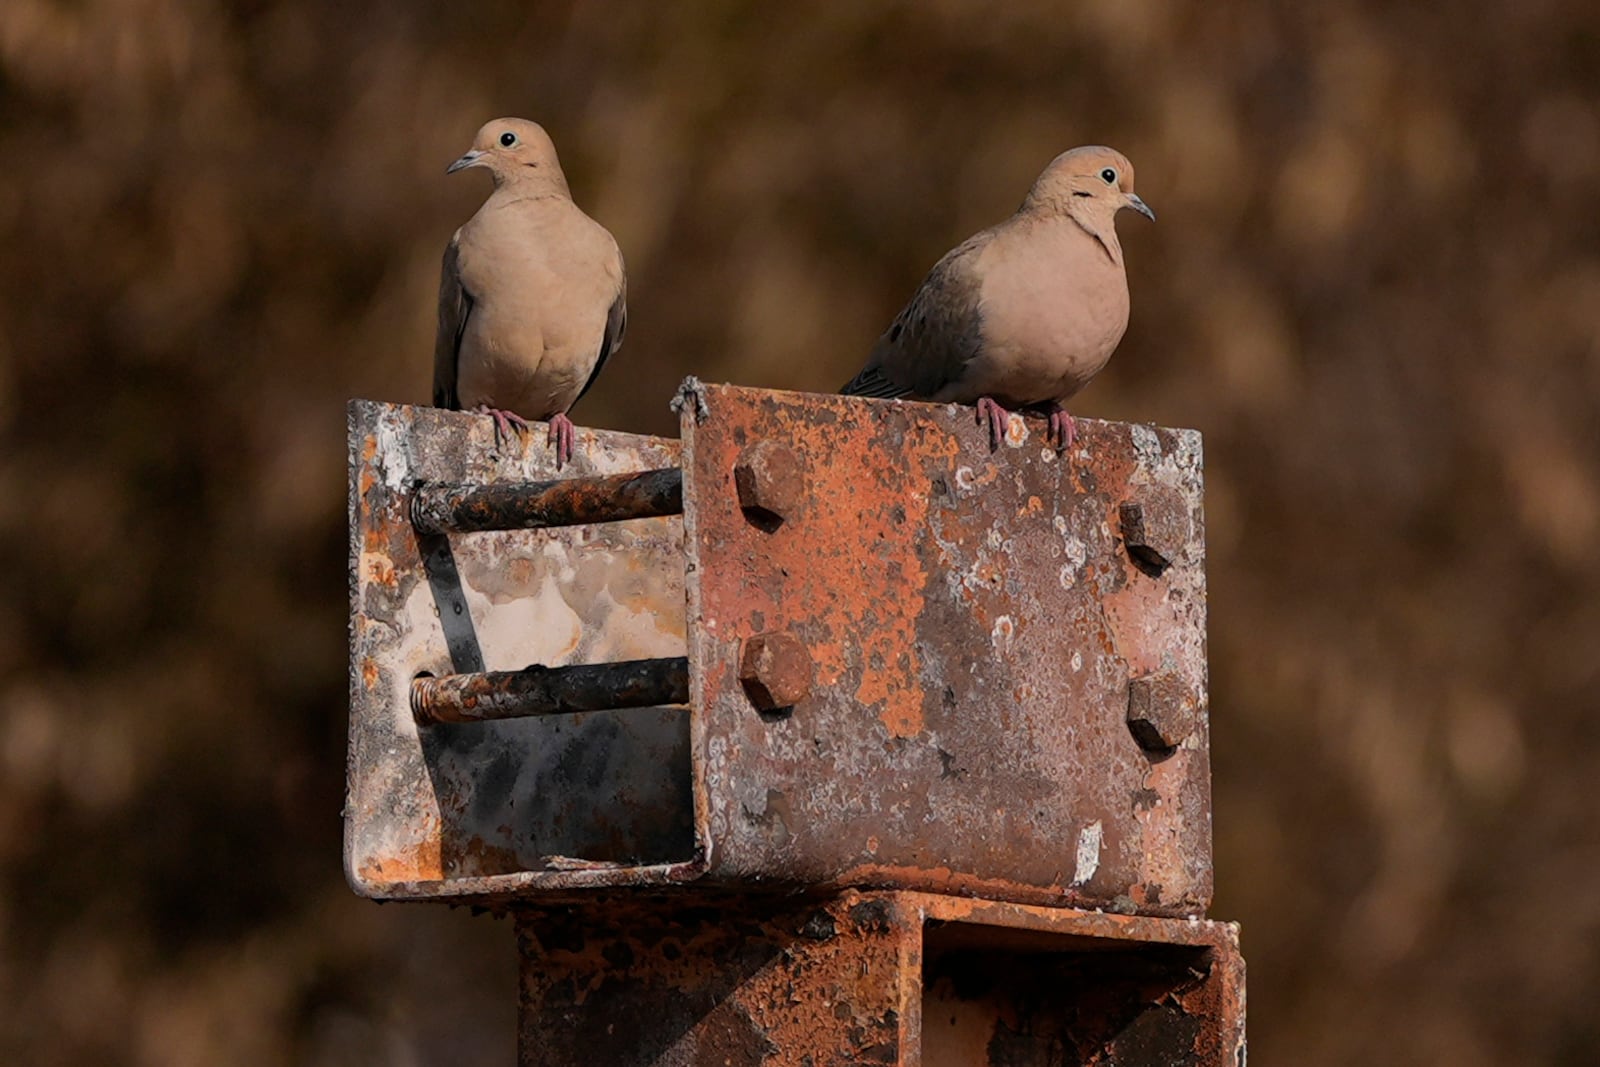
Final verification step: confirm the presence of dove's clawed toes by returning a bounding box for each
[547,413,577,470]
[473,404,530,449]
[975,397,1011,451]
[1043,403,1076,452]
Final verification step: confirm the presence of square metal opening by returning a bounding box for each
[923,922,1219,1065]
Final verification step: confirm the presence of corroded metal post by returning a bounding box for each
[411,657,689,724]
[346,385,1245,1065]
[410,467,683,534]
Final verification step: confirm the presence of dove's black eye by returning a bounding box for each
[500,132,518,147]
[1100,167,1118,184]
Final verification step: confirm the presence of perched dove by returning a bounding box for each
[842,146,1153,451]
[435,118,626,467]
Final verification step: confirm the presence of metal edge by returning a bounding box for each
[677,377,716,876]
[909,890,1238,946]
[344,398,379,898]
[366,858,710,903]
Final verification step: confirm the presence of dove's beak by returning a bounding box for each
[447,150,485,175]
[1125,194,1156,221]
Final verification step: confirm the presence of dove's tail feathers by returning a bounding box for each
[840,365,912,399]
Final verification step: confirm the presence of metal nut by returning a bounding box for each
[733,441,805,526]
[739,632,811,714]
[1119,487,1188,576]
[1127,670,1201,753]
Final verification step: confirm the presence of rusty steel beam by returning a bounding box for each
[411,657,689,724]
[346,395,1244,1064]
[410,467,683,534]
[515,889,1246,1067]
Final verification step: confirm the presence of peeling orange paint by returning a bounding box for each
[359,834,443,883]
[364,553,396,587]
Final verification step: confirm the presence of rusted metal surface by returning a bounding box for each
[682,384,1212,915]
[348,385,1210,912]
[410,467,683,534]
[412,657,689,724]
[515,889,1245,1066]
[347,401,694,896]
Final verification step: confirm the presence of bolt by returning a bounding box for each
[733,441,805,527]
[1127,670,1201,754]
[1119,486,1189,577]
[739,631,811,715]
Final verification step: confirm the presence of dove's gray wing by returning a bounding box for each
[433,233,472,410]
[842,230,991,400]
[574,271,626,408]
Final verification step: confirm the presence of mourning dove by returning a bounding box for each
[435,118,626,467]
[842,146,1153,451]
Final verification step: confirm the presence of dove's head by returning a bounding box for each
[447,118,571,196]
[1026,146,1155,224]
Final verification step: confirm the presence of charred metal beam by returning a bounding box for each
[410,468,683,534]
[412,657,690,724]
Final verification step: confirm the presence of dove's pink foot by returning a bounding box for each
[1042,403,1076,452]
[473,405,529,448]
[975,396,1011,451]
[548,412,577,470]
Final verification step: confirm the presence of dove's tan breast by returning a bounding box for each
[952,218,1130,407]
[454,198,621,419]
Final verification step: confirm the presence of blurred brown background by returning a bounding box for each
[3,1,1598,1063]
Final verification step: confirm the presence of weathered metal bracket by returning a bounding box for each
[347,383,1211,913]
[516,889,1246,1066]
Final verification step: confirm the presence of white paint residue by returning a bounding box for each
[1071,651,1083,672]
[955,466,976,491]
[1172,429,1203,471]
[472,574,583,669]
[990,615,1015,651]
[375,416,411,489]
[1072,821,1103,887]
[1129,424,1163,469]
[1056,530,1087,589]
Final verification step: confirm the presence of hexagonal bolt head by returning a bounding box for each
[1119,487,1189,577]
[1127,670,1202,754]
[733,441,806,527]
[739,632,812,715]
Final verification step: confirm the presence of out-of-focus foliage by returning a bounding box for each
[2,1,1598,1063]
